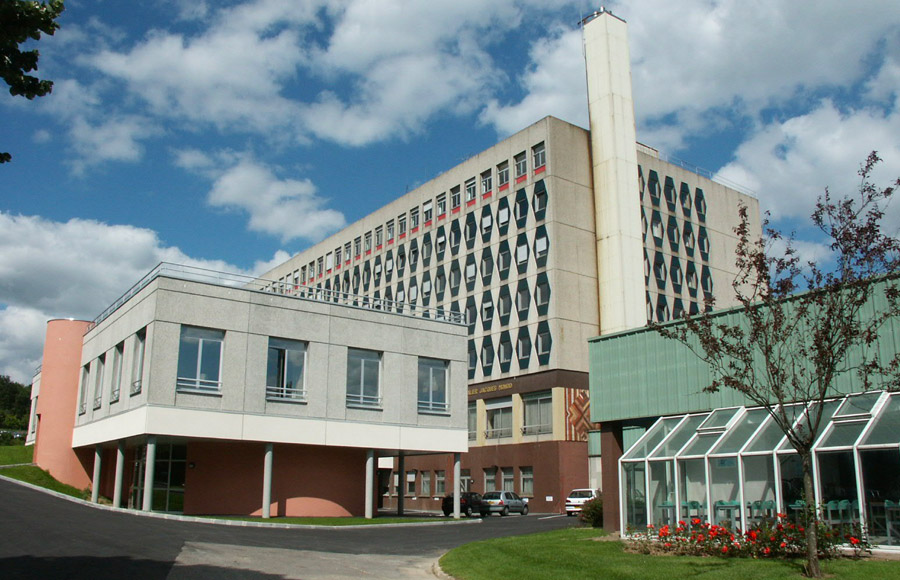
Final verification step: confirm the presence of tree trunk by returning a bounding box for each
[801,452,822,578]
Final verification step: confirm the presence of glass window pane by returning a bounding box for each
[862,394,900,446]
[679,433,721,457]
[777,400,842,451]
[649,414,708,458]
[713,408,768,454]
[746,404,803,452]
[623,416,684,460]
[699,407,739,430]
[818,421,866,449]
[199,340,222,383]
[835,392,882,417]
[177,336,199,380]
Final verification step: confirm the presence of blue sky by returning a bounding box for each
[2,0,900,382]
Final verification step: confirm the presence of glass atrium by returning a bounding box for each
[620,391,900,546]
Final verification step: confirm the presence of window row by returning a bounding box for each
[390,465,536,497]
[643,251,714,300]
[78,327,146,414]
[643,208,710,261]
[466,322,552,379]
[639,166,707,222]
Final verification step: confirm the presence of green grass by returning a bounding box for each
[207,515,450,526]
[0,465,89,499]
[0,444,33,466]
[439,527,900,580]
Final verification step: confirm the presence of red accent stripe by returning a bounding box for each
[437,214,446,221]
[534,165,546,175]
[515,175,527,184]
[400,232,406,239]
[336,263,341,270]
[411,227,419,234]
[424,220,432,227]
[482,191,492,200]
[499,183,509,192]
[365,250,371,255]
[466,199,476,207]
[388,238,394,244]
[376,245,382,250]
[452,207,461,214]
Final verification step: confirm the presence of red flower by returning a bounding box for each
[692,518,701,525]
[722,547,728,554]
[749,530,758,540]
[780,542,786,548]
[777,513,787,518]
[678,520,686,526]
[850,537,860,545]
[764,547,771,555]
[664,542,671,548]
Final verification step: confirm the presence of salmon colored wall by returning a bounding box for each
[33,319,93,490]
[184,441,367,517]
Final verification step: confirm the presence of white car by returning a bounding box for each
[565,488,597,516]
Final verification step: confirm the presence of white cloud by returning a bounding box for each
[0,306,51,386]
[207,160,346,242]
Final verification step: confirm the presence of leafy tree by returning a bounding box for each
[0,0,65,163]
[656,153,900,577]
[0,375,31,430]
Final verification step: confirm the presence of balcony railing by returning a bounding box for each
[521,424,552,436]
[485,427,513,439]
[418,401,449,414]
[346,393,382,409]
[266,386,307,403]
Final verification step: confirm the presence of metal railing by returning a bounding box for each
[87,262,466,334]
[266,386,307,402]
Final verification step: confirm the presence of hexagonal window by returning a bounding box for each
[409,239,419,273]
[643,249,650,284]
[641,208,648,241]
[664,176,677,211]
[680,182,692,216]
[673,298,685,319]
[422,233,433,267]
[421,271,432,306]
[435,226,447,260]
[450,219,462,256]
[690,301,700,316]
[343,270,351,292]
[408,276,419,304]
[397,245,406,277]
[498,285,512,326]
[653,251,667,290]
[535,272,550,316]
[701,265,713,298]
[449,260,461,297]
[515,233,530,275]
[383,285,393,305]
[516,327,532,369]
[465,253,477,293]
[481,290,494,331]
[352,265,361,294]
[646,292,653,323]
[656,295,670,322]
[686,262,698,298]
[465,296,477,335]
[498,331,513,373]
[533,225,549,268]
[638,165,645,200]
[468,339,477,380]
[533,179,547,220]
[651,210,663,246]
[480,206,493,243]
[497,196,512,236]
[497,240,512,281]
[332,275,341,295]
[536,320,551,365]
[670,256,683,292]
[648,170,661,207]
[481,247,494,285]
[362,261,372,291]
[384,250,394,283]
[516,279,531,321]
[450,300,460,323]
[698,226,710,261]
[435,266,446,301]
[373,256,382,287]
[695,188,707,222]
[395,281,406,312]
[514,188,529,229]
[464,213,477,250]
[667,216,680,252]
[683,222,695,257]
[481,336,495,375]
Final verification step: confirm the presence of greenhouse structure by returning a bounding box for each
[619,391,900,546]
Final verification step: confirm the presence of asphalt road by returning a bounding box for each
[0,478,575,579]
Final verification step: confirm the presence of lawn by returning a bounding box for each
[0,465,88,499]
[209,515,452,526]
[0,444,33,466]
[439,527,900,580]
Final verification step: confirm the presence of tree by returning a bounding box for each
[656,153,900,577]
[0,0,65,163]
[0,374,31,430]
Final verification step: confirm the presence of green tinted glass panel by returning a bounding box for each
[712,408,768,454]
[680,433,721,457]
[650,414,708,458]
[818,421,866,449]
[623,417,683,460]
[835,392,882,417]
[699,408,739,430]
[862,395,900,446]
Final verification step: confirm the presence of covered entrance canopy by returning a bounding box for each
[620,391,900,546]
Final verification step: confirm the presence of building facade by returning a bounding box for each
[29,264,467,517]
[255,11,760,513]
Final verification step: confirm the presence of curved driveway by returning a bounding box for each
[0,478,574,579]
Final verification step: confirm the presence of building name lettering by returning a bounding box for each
[468,382,514,396]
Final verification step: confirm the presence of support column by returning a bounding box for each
[142,436,157,512]
[91,445,102,503]
[365,449,375,519]
[262,443,273,519]
[397,452,405,516]
[113,441,125,508]
[600,422,624,532]
[453,452,461,519]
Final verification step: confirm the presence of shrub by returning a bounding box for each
[580,496,604,527]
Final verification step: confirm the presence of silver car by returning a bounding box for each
[480,491,529,516]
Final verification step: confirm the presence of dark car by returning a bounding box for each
[442,491,483,517]
[479,491,529,516]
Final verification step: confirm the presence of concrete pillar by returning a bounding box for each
[397,452,405,516]
[365,449,375,519]
[600,422,624,532]
[91,445,102,503]
[453,452,461,519]
[142,436,157,512]
[262,443,273,519]
[113,441,125,508]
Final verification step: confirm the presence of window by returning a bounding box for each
[79,364,89,414]
[399,214,407,236]
[499,339,512,363]
[465,261,477,284]
[326,252,334,272]
[482,295,494,320]
[481,170,492,194]
[520,467,534,497]
[514,151,527,178]
[300,265,307,284]
[131,327,146,395]
[335,246,342,266]
[498,204,510,229]
[364,232,372,253]
[501,467,514,492]
[406,470,416,495]
[375,226,383,247]
[497,161,509,188]
[516,239,529,264]
[517,287,530,313]
[386,220,395,241]
[421,471,431,496]
[498,292,511,319]
[465,178,476,202]
[484,468,496,491]
[423,200,433,223]
[498,247,511,272]
[466,302,477,326]
[536,278,550,307]
[523,391,552,435]
[410,207,419,230]
[176,326,224,392]
[110,342,124,403]
[486,397,512,438]
[418,357,448,413]
[537,329,551,355]
[343,242,351,262]
[266,338,307,401]
[436,230,446,253]
[346,348,381,407]
[532,141,546,169]
[451,186,461,209]
[435,470,446,495]
[468,402,477,440]
[437,193,446,216]
[481,212,493,236]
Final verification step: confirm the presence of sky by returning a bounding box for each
[2,0,900,384]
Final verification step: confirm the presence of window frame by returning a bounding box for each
[266,337,308,402]
[176,326,225,394]
[346,348,382,408]
[523,391,553,435]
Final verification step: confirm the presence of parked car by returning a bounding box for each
[442,492,483,517]
[565,488,597,516]
[479,491,529,516]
